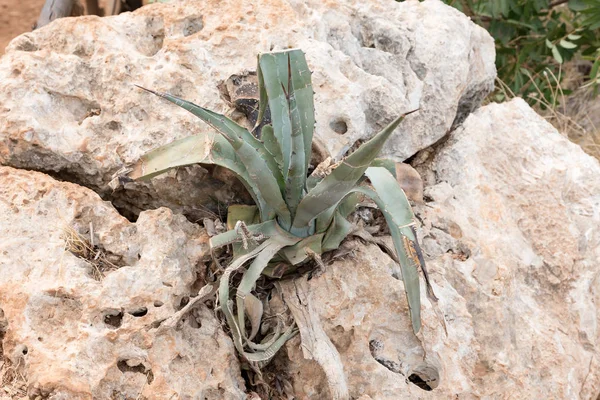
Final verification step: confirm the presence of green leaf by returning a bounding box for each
[288,50,316,208]
[355,184,422,334]
[551,46,564,64]
[362,167,426,334]
[370,158,397,178]
[210,220,298,249]
[227,205,260,231]
[313,162,389,233]
[261,125,283,169]
[254,53,269,133]
[292,110,417,229]
[286,50,316,173]
[589,20,600,31]
[227,205,260,258]
[315,188,362,234]
[136,86,291,226]
[567,34,582,40]
[500,0,510,17]
[559,39,577,49]
[258,50,315,218]
[219,236,300,363]
[279,233,324,266]
[124,133,275,221]
[568,0,587,11]
[321,212,353,252]
[590,58,600,80]
[258,53,293,181]
[545,39,554,49]
[306,174,322,191]
[337,192,361,218]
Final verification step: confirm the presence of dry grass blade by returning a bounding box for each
[0,358,27,398]
[62,224,119,281]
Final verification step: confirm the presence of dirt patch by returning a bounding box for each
[0,0,45,56]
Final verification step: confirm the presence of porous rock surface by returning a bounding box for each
[0,0,495,220]
[0,167,245,399]
[1,0,598,399]
[277,99,600,399]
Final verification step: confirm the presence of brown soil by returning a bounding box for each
[0,0,46,55]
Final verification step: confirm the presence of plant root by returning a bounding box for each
[277,277,349,400]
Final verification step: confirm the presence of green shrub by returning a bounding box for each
[401,0,600,107]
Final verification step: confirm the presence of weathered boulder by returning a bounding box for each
[277,99,600,399]
[0,167,245,399]
[2,1,595,399]
[0,0,495,220]
[421,98,600,398]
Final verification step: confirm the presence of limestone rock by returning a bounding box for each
[0,167,245,399]
[278,99,600,399]
[0,0,495,219]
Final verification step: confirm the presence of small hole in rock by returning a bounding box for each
[22,346,28,355]
[177,296,190,310]
[408,374,432,391]
[103,310,124,328]
[329,118,348,134]
[408,363,440,391]
[117,360,154,383]
[183,16,203,37]
[153,301,164,308]
[128,307,148,317]
[105,120,121,131]
[188,317,201,329]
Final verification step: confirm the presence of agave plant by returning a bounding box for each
[123,49,435,363]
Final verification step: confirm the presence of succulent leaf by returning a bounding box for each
[227,205,261,258]
[288,50,315,197]
[125,133,275,221]
[219,237,300,362]
[358,185,421,334]
[363,166,424,334]
[280,233,324,266]
[135,85,291,225]
[226,205,260,230]
[258,50,315,217]
[321,212,353,252]
[254,53,269,133]
[209,220,297,249]
[370,158,398,178]
[261,125,283,169]
[293,110,417,229]
[258,53,293,179]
